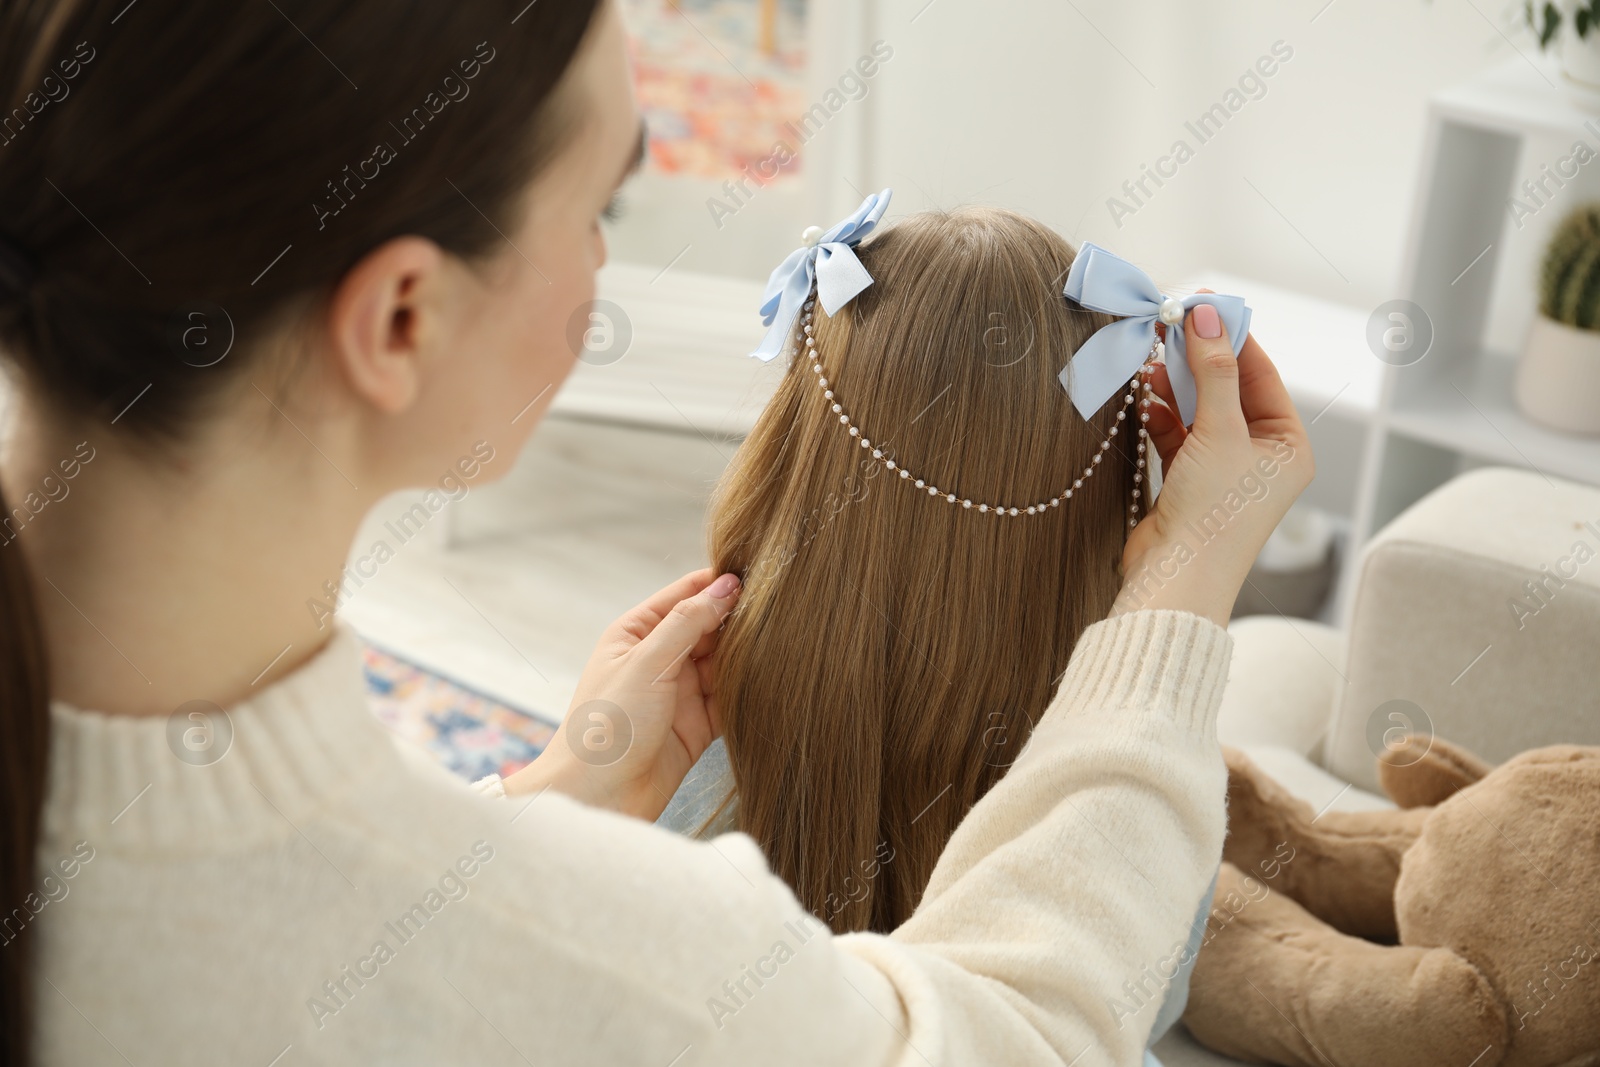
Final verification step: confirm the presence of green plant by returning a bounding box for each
[1528,0,1600,46]
[1541,204,1600,329]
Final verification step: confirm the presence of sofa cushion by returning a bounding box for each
[1324,468,1600,793]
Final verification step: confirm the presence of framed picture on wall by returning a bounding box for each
[556,0,888,436]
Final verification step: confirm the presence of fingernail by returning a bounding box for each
[1192,304,1221,339]
[707,573,741,599]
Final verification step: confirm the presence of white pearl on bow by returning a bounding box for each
[1158,296,1185,327]
[801,225,825,248]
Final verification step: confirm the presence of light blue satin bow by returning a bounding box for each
[1060,242,1251,425]
[750,188,893,361]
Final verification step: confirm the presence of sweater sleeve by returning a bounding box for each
[833,609,1233,1066]
[447,609,1229,1067]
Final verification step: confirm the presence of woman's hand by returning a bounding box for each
[1112,301,1313,627]
[502,568,741,820]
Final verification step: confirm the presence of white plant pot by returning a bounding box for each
[1515,314,1600,436]
[1562,14,1600,92]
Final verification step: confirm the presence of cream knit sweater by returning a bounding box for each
[32,610,1230,1066]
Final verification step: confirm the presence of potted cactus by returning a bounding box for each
[1515,203,1600,435]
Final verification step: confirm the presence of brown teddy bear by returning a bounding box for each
[1182,737,1600,1067]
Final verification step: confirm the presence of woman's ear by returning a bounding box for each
[325,236,449,415]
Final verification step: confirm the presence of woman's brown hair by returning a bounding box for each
[0,0,601,1059]
[707,207,1141,934]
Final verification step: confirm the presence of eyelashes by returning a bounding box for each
[602,192,626,223]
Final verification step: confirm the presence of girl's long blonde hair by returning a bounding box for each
[707,206,1137,933]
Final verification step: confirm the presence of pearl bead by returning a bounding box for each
[1140,413,1150,423]
[801,224,824,247]
[1158,296,1185,326]
[799,303,1139,522]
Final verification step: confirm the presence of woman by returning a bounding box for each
[0,1,1311,1065]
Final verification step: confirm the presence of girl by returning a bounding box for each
[674,205,1172,930]
[0,0,1310,1063]
[660,202,1230,1052]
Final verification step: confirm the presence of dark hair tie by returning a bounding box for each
[0,234,38,298]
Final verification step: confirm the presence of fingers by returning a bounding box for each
[1144,398,1187,469]
[1234,332,1300,432]
[631,573,742,685]
[1184,302,1245,435]
[611,568,716,644]
[696,653,722,737]
[1134,363,1184,468]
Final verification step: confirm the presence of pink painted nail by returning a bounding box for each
[1192,304,1221,339]
[707,573,741,599]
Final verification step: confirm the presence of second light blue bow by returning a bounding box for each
[1060,242,1251,425]
[750,188,892,361]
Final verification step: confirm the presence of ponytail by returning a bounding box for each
[0,480,52,1065]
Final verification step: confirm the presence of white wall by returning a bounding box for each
[865,0,1582,316]
[610,0,1594,339]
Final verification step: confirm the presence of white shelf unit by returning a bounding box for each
[1343,56,1600,615]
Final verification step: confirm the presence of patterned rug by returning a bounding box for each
[362,643,555,784]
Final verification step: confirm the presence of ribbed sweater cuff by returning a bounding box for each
[1054,609,1232,739]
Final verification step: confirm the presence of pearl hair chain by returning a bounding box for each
[793,295,1155,527]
